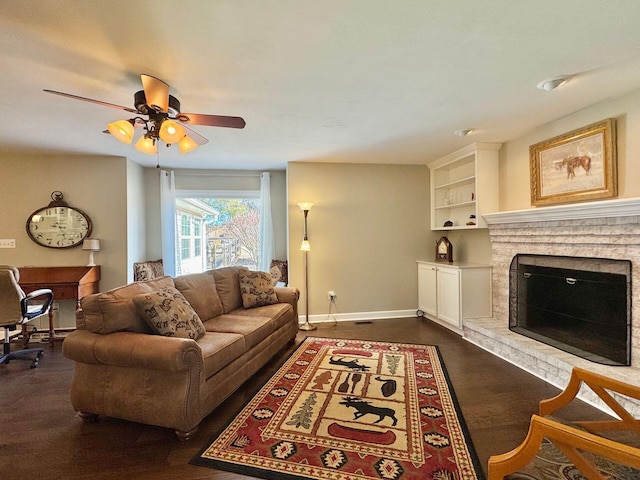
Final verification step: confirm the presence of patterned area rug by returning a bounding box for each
[193,337,484,480]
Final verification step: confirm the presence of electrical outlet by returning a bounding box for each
[0,239,16,248]
[328,291,336,300]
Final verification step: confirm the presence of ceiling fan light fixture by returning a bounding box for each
[107,119,135,144]
[135,135,158,154]
[178,135,199,154]
[158,119,186,144]
[45,74,246,157]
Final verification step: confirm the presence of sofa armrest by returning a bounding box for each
[275,286,300,317]
[62,329,202,372]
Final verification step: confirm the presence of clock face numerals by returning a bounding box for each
[27,206,92,248]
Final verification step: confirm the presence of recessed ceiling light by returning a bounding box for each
[454,129,473,137]
[537,76,571,91]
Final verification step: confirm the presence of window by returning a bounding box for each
[181,214,190,236]
[181,238,190,260]
[174,195,260,275]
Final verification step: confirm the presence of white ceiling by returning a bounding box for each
[2,1,640,170]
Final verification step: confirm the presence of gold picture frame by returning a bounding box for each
[530,118,617,206]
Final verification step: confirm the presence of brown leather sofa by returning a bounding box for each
[62,266,299,440]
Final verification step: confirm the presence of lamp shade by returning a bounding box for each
[298,202,314,212]
[178,135,199,154]
[107,120,135,144]
[82,238,100,251]
[158,120,186,144]
[300,239,311,251]
[135,136,158,154]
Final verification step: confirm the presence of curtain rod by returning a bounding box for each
[175,172,263,178]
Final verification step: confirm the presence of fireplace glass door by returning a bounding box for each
[509,254,631,366]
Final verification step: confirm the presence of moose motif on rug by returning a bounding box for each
[339,396,398,426]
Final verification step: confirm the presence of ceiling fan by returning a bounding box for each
[44,74,245,155]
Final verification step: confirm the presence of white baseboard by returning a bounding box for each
[298,309,416,325]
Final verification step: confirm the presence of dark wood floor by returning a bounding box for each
[1,317,609,479]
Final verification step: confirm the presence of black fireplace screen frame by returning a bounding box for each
[509,254,631,366]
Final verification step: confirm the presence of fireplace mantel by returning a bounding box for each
[483,197,640,225]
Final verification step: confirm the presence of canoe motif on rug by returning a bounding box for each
[195,337,483,480]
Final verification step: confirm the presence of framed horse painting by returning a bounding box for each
[529,118,617,206]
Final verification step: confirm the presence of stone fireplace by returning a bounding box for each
[464,198,640,414]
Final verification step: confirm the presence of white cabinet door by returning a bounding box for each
[436,266,461,328]
[417,263,437,316]
[417,261,491,335]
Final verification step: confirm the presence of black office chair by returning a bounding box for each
[0,265,54,368]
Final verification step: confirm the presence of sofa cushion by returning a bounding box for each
[210,266,244,313]
[174,272,224,320]
[132,286,206,340]
[238,269,278,308]
[196,332,245,379]
[203,303,293,351]
[81,276,175,334]
[203,315,274,350]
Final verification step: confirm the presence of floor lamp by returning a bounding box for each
[298,202,317,331]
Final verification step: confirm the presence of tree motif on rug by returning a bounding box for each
[194,337,484,480]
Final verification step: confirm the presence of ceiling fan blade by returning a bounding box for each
[140,74,169,113]
[43,89,138,113]
[183,125,209,145]
[178,113,246,129]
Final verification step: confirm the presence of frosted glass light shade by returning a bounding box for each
[300,239,311,251]
[107,120,134,144]
[178,135,199,154]
[135,136,158,154]
[298,202,314,212]
[158,120,186,144]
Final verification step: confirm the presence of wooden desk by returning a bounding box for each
[18,266,101,344]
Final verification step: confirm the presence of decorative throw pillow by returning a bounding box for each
[132,286,205,339]
[238,269,279,308]
[269,259,288,286]
[133,259,164,281]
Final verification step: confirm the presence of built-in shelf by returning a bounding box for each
[428,142,501,230]
[434,200,475,211]
[433,175,476,191]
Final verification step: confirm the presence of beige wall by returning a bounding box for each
[0,154,131,328]
[0,154,130,290]
[499,88,640,211]
[126,159,147,282]
[287,162,432,318]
